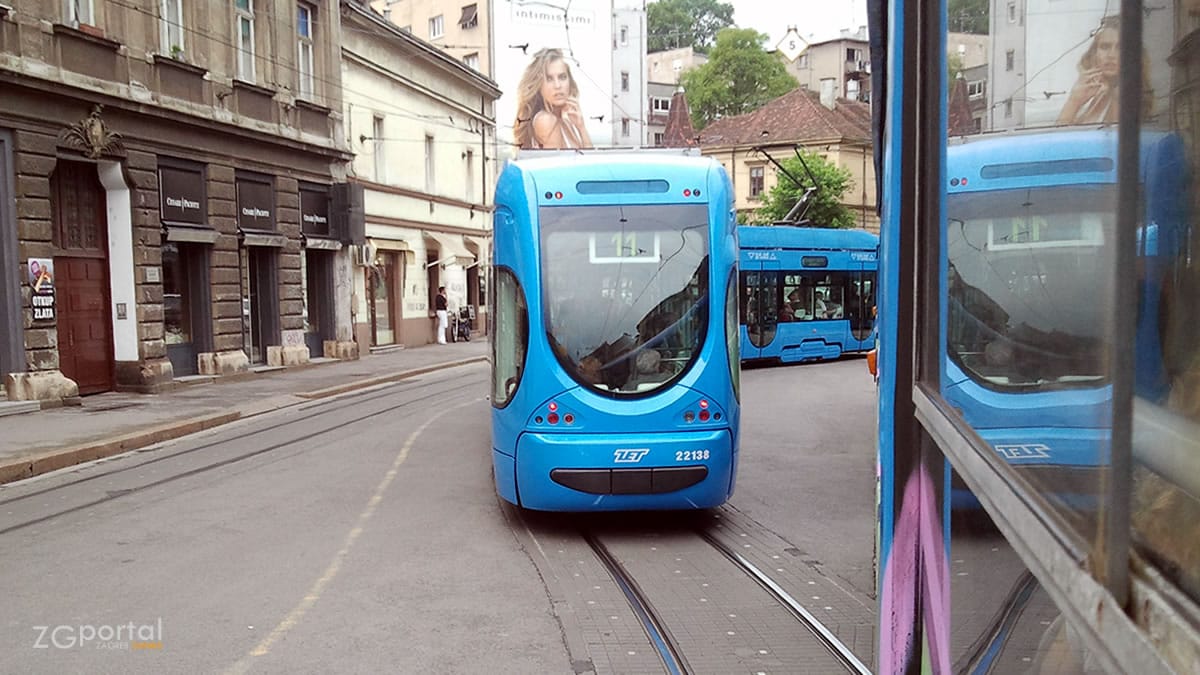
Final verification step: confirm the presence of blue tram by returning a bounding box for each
[490,151,741,511]
[738,225,878,364]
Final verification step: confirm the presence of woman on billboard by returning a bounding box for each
[514,48,593,149]
[1056,15,1153,126]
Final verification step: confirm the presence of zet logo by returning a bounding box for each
[613,448,650,463]
[995,443,1051,460]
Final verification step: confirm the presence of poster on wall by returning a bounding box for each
[1018,1,1173,130]
[27,258,55,322]
[493,0,615,156]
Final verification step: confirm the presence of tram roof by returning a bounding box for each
[508,148,717,176]
[738,225,878,251]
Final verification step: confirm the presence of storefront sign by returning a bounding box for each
[28,258,55,322]
[159,163,206,225]
[236,174,275,231]
[299,183,330,237]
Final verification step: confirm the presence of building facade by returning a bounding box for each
[698,88,877,232]
[646,46,708,86]
[611,3,647,145]
[0,0,354,402]
[370,0,491,77]
[778,26,871,102]
[342,1,498,349]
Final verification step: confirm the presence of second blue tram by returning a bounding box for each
[490,151,741,512]
[739,225,878,364]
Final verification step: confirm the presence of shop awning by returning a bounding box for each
[241,229,287,248]
[463,235,490,269]
[303,235,343,251]
[164,224,220,244]
[368,236,409,251]
[424,231,476,268]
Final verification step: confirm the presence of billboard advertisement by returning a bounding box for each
[1020,1,1174,130]
[493,0,615,154]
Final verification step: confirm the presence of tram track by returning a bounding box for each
[578,520,871,674]
[0,375,484,536]
[0,374,480,506]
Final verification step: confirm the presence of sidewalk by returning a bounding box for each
[0,340,488,485]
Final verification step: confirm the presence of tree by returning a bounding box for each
[647,0,735,53]
[753,152,857,229]
[948,0,988,34]
[680,28,797,130]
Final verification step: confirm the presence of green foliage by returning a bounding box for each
[948,0,988,34]
[680,28,797,130]
[753,152,857,229]
[647,0,735,53]
[947,52,964,84]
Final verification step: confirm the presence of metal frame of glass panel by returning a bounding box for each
[872,0,1200,671]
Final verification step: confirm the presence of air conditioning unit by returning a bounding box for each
[354,242,377,267]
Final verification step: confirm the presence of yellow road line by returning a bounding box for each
[226,398,479,674]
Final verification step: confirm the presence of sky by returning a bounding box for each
[725,0,868,47]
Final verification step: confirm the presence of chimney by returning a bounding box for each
[819,78,837,110]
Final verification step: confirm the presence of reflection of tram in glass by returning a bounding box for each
[738,226,878,364]
[870,0,1200,671]
[490,151,741,511]
[945,128,1191,510]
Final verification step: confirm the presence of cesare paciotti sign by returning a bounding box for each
[159,164,206,225]
[236,175,275,231]
[299,183,330,237]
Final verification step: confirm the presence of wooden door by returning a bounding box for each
[56,257,113,394]
[52,161,112,394]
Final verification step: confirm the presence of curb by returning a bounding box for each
[298,357,488,400]
[0,410,240,485]
[0,356,488,486]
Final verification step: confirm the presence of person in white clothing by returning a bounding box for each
[435,286,448,344]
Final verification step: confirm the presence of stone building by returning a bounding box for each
[0,0,354,402]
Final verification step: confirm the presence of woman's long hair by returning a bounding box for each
[1075,15,1155,118]
[513,48,579,148]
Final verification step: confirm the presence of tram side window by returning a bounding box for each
[781,272,847,320]
[491,267,528,408]
[781,274,804,321]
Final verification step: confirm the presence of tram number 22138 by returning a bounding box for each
[676,449,711,462]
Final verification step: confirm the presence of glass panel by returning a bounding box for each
[938,0,1200,645]
[371,259,393,345]
[949,500,1095,673]
[540,203,709,396]
[1133,0,1200,605]
[238,16,254,80]
[943,0,1135,537]
[162,242,190,345]
[491,268,527,407]
[740,269,777,345]
[297,5,310,38]
[724,270,739,401]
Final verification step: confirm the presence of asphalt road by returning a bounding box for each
[0,363,567,674]
[0,357,883,673]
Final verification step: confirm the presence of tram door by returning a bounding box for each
[847,257,876,344]
[741,260,780,359]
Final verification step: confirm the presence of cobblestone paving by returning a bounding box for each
[601,529,850,674]
[707,505,877,669]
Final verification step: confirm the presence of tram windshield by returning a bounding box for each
[540,203,710,396]
[947,185,1116,390]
